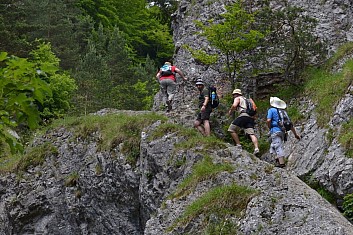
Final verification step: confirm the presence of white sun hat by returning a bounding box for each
[270,97,287,109]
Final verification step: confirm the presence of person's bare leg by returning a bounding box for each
[203,120,211,136]
[194,120,205,135]
[230,132,241,145]
[250,134,259,149]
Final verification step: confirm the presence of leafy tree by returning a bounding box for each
[0,52,52,153]
[0,42,77,153]
[257,0,327,83]
[29,41,77,119]
[194,1,265,87]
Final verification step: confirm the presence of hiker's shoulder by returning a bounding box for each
[267,107,277,114]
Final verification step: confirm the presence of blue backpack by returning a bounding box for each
[160,64,174,76]
[209,85,219,108]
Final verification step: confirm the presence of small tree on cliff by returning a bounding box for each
[193,1,265,87]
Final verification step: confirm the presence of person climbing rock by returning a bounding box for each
[227,89,259,155]
[156,61,187,112]
[267,97,301,168]
[194,79,212,136]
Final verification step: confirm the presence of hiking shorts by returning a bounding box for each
[228,116,255,135]
[159,79,176,101]
[269,132,285,158]
[196,107,212,121]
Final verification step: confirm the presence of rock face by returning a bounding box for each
[286,84,353,204]
[1,113,353,234]
[158,0,353,111]
[0,127,143,234]
[167,0,353,210]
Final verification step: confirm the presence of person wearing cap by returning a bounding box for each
[227,89,259,155]
[156,61,187,112]
[194,79,212,136]
[267,97,301,168]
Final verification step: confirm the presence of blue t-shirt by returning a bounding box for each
[267,107,282,134]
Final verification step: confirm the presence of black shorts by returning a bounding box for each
[197,107,212,121]
[232,116,255,129]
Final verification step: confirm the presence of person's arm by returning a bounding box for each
[201,96,210,111]
[228,97,240,116]
[155,71,161,82]
[266,109,273,129]
[291,125,301,140]
[175,67,187,81]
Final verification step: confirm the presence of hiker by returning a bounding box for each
[194,79,212,136]
[156,61,187,112]
[227,89,259,155]
[266,97,301,168]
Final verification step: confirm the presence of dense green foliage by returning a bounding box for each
[343,193,353,221]
[0,0,174,115]
[0,42,77,154]
[0,0,174,152]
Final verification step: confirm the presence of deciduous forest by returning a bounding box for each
[0,0,177,153]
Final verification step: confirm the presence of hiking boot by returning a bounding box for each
[235,144,242,151]
[253,148,260,156]
[167,100,172,112]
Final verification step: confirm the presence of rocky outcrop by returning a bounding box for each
[0,126,143,235]
[142,137,353,235]
[286,83,353,206]
[160,0,353,111]
[1,111,353,234]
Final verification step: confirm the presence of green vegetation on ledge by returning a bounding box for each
[168,156,234,199]
[169,183,258,233]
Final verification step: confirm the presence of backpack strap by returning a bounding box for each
[238,96,247,112]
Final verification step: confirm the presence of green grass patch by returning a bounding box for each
[300,172,336,204]
[16,142,58,172]
[0,153,23,174]
[304,60,353,127]
[0,138,12,158]
[64,171,79,187]
[150,122,227,151]
[47,112,167,166]
[338,119,353,157]
[324,41,353,70]
[204,218,238,234]
[169,184,258,232]
[317,187,336,204]
[169,156,234,199]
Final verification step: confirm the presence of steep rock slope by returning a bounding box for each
[165,0,353,209]
[1,111,353,234]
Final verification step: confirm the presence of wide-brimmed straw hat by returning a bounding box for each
[232,89,242,95]
[270,97,287,109]
[195,79,204,85]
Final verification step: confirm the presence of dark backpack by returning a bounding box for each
[208,85,219,108]
[243,97,257,116]
[160,64,174,76]
[277,108,292,131]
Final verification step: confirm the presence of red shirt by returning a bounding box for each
[159,65,176,81]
